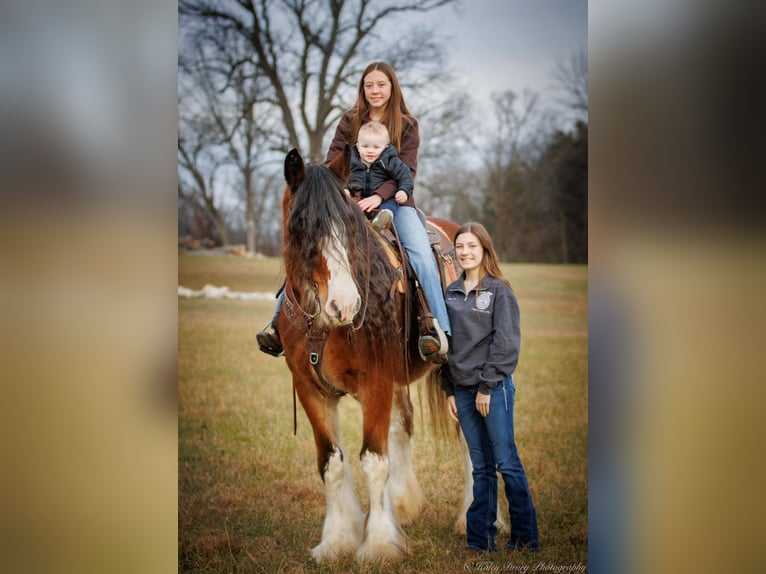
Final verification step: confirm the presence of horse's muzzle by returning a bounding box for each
[325,295,361,326]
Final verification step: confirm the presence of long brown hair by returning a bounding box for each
[348,62,413,153]
[454,222,513,290]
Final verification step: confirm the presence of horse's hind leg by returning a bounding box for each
[454,430,473,535]
[295,381,364,562]
[357,381,407,562]
[387,386,424,525]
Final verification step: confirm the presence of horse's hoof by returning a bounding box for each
[391,487,424,526]
[310,529,363,562]
[311,541,348,563]
[356,540,407,563]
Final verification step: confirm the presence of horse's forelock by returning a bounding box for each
[285,164,364,283]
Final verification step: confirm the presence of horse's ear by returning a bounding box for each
[327,144,351,182]
[284,148,305,191]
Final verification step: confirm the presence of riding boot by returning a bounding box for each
[257,289,284,357]
[417,316,449,364]
[256,322,283,357]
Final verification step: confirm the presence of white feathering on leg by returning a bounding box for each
[311,450,364,562]
[357,452,407,562]
[386,405,423,525]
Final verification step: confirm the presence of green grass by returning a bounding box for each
[179,255,587,573]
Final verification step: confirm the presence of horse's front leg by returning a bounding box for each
[357,380,408,562]
[291,373,364,562]
[387,385,424,525]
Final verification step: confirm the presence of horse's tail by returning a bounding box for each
[423,366,461,442]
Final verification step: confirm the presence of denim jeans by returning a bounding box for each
[454,376,539,551]
[393,206,451,334]
[378,197,399,215]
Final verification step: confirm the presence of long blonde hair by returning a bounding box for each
[348,62,413,153]
[455,222,513,290]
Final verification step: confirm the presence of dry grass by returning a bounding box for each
[178,255,587,573]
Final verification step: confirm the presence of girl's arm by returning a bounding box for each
[479,286,521,393]
[325,114,352,165]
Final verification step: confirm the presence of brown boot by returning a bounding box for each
[256,324,283,357]
[417,321,448,364]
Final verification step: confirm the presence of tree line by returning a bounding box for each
[178,0,587,263]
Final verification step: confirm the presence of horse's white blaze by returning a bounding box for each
[387,403,424,525]
[357,452,407,561]
[311,450,364,562]
[321,227,360,325]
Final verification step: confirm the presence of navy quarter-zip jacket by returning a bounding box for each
[442,274,521,396]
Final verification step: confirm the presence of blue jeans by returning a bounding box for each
[378,197,398,215]
[393,206,451,334]
[454,376,539,551]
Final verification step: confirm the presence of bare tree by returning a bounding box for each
[552,48,588,117]
[180,23,287,253]
[414,90,477,216]
[479,89,560,260]
[178,112,231,246]
[178,0,459,162]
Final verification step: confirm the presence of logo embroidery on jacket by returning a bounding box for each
[476,292,492,310]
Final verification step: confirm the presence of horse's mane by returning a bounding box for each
[284,164,403,369]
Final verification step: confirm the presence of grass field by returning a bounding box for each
[178,254,588,573]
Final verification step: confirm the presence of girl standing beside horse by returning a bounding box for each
[442,222,540,554]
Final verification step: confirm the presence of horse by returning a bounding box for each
[276,146,461,562]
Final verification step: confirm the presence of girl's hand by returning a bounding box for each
[475,392,491,418]
[447,395,459,423]
[358,194,383,212]
[395,190,408,204]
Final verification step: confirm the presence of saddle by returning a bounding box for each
[368,209,461,341]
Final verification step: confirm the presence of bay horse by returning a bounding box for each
[277,146,458,562]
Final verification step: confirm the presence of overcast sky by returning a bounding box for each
[423,0,588,116]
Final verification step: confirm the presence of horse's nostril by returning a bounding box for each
[329,299,346,321]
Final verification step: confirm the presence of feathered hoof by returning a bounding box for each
[356,540,408,563]
[496,516,510,534]
[393,494,423,526]
[311,540,356,563]
[453,516,506,536]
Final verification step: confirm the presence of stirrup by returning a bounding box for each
[418,336,445,363]
[417,317,448,363]
[256,325,283,357]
